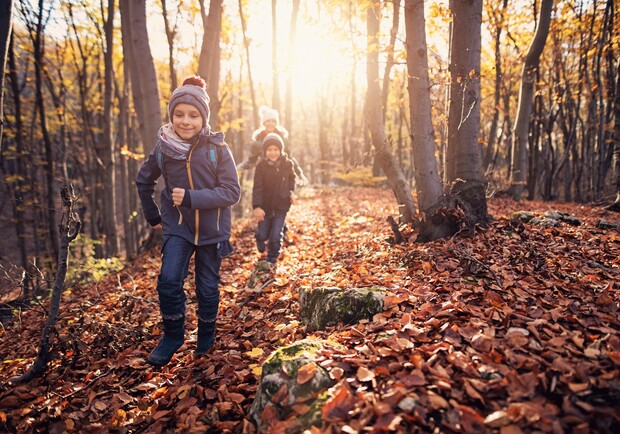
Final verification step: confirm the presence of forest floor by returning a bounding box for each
[0,186,619,433]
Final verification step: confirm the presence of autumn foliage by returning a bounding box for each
[0,187,618,433]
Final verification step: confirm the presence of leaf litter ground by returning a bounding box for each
[0,187,618,433]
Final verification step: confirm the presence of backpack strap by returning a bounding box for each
[156,149,170,188]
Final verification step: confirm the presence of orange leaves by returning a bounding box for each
[297,363,318,385]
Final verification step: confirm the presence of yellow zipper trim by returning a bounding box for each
[186,141,199,245]
[217,208,221,231]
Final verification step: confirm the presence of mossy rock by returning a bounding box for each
[298,286,386,331]
[510,211,535,223]
[249,339,339,431]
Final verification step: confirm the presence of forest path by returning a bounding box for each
[0,186,619,433]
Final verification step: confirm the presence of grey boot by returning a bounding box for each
[196,319,216,356]
[148,318,185,366]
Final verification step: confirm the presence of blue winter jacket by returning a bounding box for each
[136,131,241,248]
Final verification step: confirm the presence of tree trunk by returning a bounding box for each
[198,0,222,129]
[119,0,161,151]
[284,0,300,142]
[34,0,59,260]
[606,59,620,211]
[367,3,416,224]
[102,0,119,256]
[482,0,508,172]
[404,0,443,213]
[508,0,553,200]
[7,32,32,294]
[271,0,280,110]
[161,0,178,90]
[238,0,258,128]
[442,0,488,232]
[382,0,400,123]
[10,187,81,384]
[0,0,13,152]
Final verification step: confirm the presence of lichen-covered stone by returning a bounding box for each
[249,339,339,431]
[298,286,386,331]
[510,211,535,223]
[530,216,560,227]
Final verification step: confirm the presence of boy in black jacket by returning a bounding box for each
[252,132,296,266]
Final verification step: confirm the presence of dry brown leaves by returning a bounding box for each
[0,187,618,433]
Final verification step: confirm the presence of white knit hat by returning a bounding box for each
[259,105,279,125]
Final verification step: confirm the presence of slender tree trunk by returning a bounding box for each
[508,0,553,199]
[367,3,416,224]
[33,0,59,260]
[161,0,178,90]
[483,0,508,172]
[10,187,81,384]
[198,0,223,128]
[382,0,400,123]
[404,0,442,213]
[7,33,32,294]
[102,0,118,256]
[0,0,14,153]
[607,59,620,211]
[239,0,258,128]
[271,0,280,110]
[284,0,300,142]
[119,0,161,151]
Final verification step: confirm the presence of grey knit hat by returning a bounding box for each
[262,132,284,153]
[168,76,210,127]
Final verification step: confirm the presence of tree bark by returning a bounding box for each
[382,0,400,123]
[0,0,14,153]
[271,0,280,110]
[238,0,258,128]
[607,59,620,211]
[33,0,59,260]
[161,0,178,90]
[102,0,119,256]
[404,0,443,214]
[284,0,300,142]
[7,32,32,294]
[508,0,553,200]
[10,187,81,384]
[367,3,416,224]
[119,0,161,151]
[198,0,223,128]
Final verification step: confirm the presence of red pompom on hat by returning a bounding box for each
[168,75,211,128]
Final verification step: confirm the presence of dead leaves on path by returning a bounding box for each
[0,187,619,433]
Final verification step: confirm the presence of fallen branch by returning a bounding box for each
[10,186,82,384]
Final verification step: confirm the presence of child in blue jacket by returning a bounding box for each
[136,76,240,366]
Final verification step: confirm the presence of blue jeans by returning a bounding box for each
[256,211,287,263]
[157,236,222,322]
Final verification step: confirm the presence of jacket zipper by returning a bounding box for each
[186,142,199,245]
[217,208,221,231]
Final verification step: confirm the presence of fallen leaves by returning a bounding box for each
[0,188,618,433]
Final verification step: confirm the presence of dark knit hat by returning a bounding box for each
[168,76,210,128]
[262,132,284,153]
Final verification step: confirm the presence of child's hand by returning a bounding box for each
[172,188,185,206]
[290,191,296,204]
[254,207,265,222]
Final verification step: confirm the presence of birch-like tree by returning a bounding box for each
[508,0,553,199]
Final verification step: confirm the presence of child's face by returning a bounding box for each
[172,103,203,141]
[265,144,281,161]
[263,120,276,132]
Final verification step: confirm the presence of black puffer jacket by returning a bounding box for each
[252,155,296,215]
